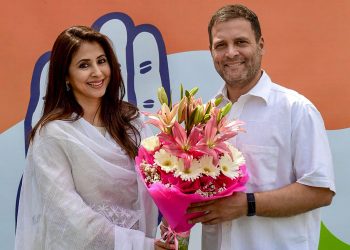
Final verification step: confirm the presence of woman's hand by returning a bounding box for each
[154,239,175,250]
[159,217,172,242]
[155,218,175,249]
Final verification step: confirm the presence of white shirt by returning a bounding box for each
[15,116,158,250]
[202,71,335,250]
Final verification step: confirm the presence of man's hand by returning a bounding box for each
[187,192,247,225]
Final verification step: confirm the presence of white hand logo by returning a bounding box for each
[25,13,172,152]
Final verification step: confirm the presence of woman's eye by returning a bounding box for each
[79,63,89,69]
[98,58,107,64]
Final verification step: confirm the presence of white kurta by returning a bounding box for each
[202,71,336,250]
[15,117,158,250]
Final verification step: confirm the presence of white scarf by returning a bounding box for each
[15,117,158,250]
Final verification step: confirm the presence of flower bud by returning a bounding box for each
[157,87,168,106]
[177,97,186,123]
[141,136,160,151]
[193,105,204,125]
[214,96,223,106]
[189,106,198,127]
[220,102,232,117]
[203,114,211,122]
[189,87,199,97]
[205,101,212,115]
[180,84,184,99]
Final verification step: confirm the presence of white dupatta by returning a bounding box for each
[15,117,158,250]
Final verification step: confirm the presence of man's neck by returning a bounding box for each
[226,70,263,103]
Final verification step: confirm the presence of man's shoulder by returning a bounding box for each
[269,81,313,106]
[265,81,323,122]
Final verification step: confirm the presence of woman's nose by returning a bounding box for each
[91,64,103,76]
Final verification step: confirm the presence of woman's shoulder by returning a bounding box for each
[37,119,79,139]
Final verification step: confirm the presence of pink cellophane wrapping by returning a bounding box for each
[136,161,248,233]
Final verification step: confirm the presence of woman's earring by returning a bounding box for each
[66,81,70,91]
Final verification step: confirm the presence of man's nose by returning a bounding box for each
[226,45,239,58]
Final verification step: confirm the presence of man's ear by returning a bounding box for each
[259,36,265,55]
[209,45,214,57]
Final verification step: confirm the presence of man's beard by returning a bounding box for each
[224,59,261,88]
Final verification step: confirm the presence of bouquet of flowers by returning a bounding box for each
[136,86,248,249]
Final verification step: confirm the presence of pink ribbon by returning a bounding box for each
[161,225,190,250]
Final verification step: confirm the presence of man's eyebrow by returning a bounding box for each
[234,36,249,40]
[213,40,225,45]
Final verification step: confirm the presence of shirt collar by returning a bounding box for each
[215,70,272,105]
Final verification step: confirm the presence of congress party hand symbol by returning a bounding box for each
[24,12,171,152]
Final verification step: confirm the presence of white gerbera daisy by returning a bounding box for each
[154,149,178,173]
[228,144,245,166]
[141,136,160,151]
[197,155,220,178]
[174,159,202,181]
[219,153,240,178]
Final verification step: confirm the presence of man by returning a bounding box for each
[187,4,335,250]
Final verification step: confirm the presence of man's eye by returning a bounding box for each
[215,44,225,49]
[237,41,248,45]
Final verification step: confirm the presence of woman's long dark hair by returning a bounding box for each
[30,26,140,158]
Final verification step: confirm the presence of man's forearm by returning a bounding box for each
[254,182,334,217]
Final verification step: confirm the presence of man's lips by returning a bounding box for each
[224,61,244,67]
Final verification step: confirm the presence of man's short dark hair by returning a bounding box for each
[208,4,262,48]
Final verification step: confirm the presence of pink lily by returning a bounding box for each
[144,103,179,133]
[196,115,239,165]
[218,116,245,135]
[159,121,202,169]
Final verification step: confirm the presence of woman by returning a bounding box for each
[15,26,172,250]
